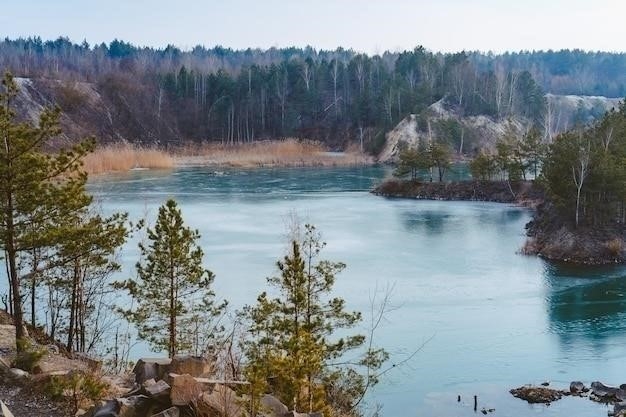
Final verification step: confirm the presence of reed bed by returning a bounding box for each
[174,139,373,168]
[83,143,174,175]
[82,139,372,175]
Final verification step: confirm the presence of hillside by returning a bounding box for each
[14,74,620,161]
[2,37,623,154]
[378,95,620,163]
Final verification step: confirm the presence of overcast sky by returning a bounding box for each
[2,0,625,53]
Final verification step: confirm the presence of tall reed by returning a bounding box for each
[83,143,174,175]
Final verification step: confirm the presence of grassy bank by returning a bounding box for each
[83,139,372,175]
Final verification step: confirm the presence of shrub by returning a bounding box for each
[12,338,46,372]
[606,238,624,257]
[56,82,88,112]
[45,371,109,414]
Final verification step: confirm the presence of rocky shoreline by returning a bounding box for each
[373,179,625,265]
[511,380,626,416]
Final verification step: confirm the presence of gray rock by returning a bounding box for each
[92,400,120,417]
[143,380,171,399]
[260,394,288,417]
[132,358,171,384]
[592,381,621,399]
[570,381,586,393]
[118,395,150,417]
[0,400,15,417]
[9,368,28,379]
[615,402,626,416]
[151,407,180,417]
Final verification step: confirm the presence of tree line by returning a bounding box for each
[1,37,549,151]
[462,99,626,231]
[0,73,392,416]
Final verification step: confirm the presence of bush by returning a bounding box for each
[606,238,624,257]
[56,82,88,112]
[12,338,46,372]
[45,371,109,414]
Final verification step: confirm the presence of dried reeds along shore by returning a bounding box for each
[82,143,174,174]
[82,139,373,174]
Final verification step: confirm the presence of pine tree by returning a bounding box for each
[0,72,98,350]
[118,199,226,358]
[243,224,387,415]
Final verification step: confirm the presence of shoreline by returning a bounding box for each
[82,139,375,175]
[373,178,625,266]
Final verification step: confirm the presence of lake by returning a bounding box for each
[11,166,626,416]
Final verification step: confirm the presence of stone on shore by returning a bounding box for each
[510,386,564,404]
[570,381,586,394]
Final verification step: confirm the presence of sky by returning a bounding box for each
[2,0,625,54]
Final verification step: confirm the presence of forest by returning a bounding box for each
[4,37,618,151]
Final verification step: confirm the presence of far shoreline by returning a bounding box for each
[82,139,375,175]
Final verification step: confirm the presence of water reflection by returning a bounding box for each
[544,262,626,351]
[400,210,452,235]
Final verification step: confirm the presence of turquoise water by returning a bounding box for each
[12,166,626,416]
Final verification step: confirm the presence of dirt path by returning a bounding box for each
[0,382,69,417]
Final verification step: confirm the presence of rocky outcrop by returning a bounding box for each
[87,357,318,417]
[377,99,530,163]
[512,380,626,415]
[378,114,420,163]
[510,386,565,404]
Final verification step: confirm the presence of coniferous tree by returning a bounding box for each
[0,72,99,350]
[117,199,226,358]
[243,224,387,415]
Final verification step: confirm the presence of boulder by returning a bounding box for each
[143,379,171,399]
[133,358,171,384]
[92,400,120,417]
[197,384,242,417]
[117,395,150,417]
[150,407,180,417]
[615,402,626,417]
[170,374,203,406]
[590,381,626,402]
[169,356,212,378]
[510,386,564,404]
[260,394,288,417]
[0,401,15,417]
[570,381,586,393]
[9,368,28,379]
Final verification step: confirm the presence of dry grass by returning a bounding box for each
[173,139,373,168]
[82,139,372,175]
[605,238,624,257]
[83,143,174,175]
